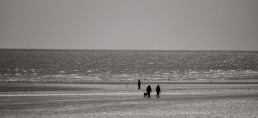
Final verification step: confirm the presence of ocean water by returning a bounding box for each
[0,49,258,82]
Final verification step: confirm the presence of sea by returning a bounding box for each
[0,49,258,82]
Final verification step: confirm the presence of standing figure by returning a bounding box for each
[146,85,152,98]
[138,79,141,89]
[156,85,161,98]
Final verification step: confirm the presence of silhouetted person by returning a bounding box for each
[156,85,161,98]
[146,85,152,98]
[138,79,141,89]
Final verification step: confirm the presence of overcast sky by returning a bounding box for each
[0,0,257,50]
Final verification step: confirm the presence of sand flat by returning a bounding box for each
[0,83,258,118]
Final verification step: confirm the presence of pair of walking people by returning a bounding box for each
[146,85,161,98]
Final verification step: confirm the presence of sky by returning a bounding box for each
[0,0,258,50]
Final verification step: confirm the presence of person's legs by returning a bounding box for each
[148,92,150,98]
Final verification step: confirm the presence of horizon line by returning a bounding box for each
[0,48,258,52]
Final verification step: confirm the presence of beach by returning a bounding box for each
[1,0,258,117]
[1,82,258,118]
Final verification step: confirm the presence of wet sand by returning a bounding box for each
[1,82,258,118]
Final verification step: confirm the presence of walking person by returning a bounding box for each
[138,79,141,89]
[156,85,161,98]
[146,85,152,98]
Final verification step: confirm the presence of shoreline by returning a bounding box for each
[1,79,258,84]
